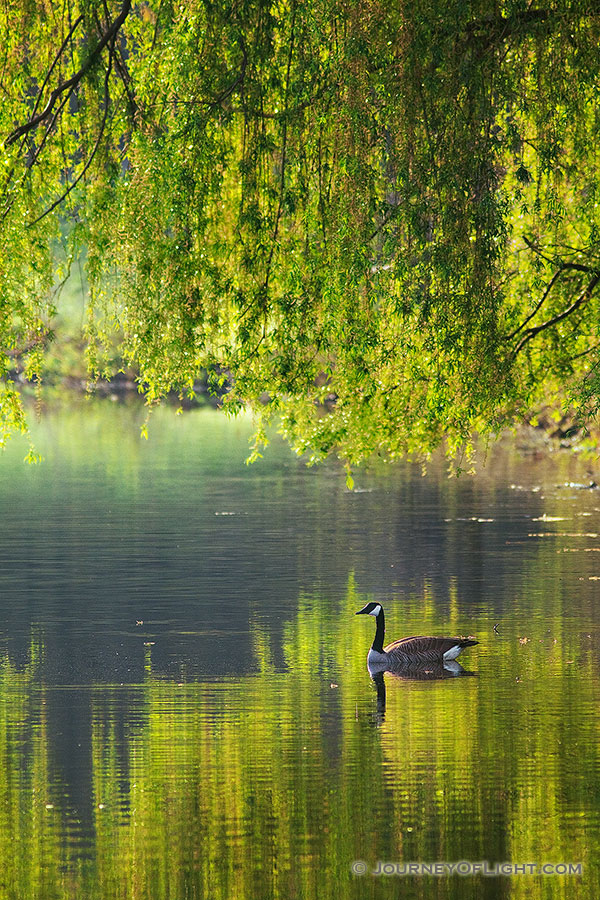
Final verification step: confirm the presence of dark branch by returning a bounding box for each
[512,271,600,357]
[18,13,84,155]
[0,15,84,218]
[463,8,552,40]
[5,0,131,148]
[369,206,399,242]
[264,11,295,295]
[522,234,554,265]
[571,340,600,362]
[28,32,117,227]
[211,36,247,110]
[456,8,599,51]
[523,235,598,275]
[507,236,600,341]
[506,268,565,341]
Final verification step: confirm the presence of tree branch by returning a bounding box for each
[5,0,131,148]
[506,267,564,341]
[462,8,552,41]
[571,340,600,362]
[507,236,600,342]
[522,234,555,265]
[28,31,117,227]
[263,10,295,296]
[523,235,597,274]
[211,35,247,110]
[17,13,84,156]
[456,7,599,51]
[512,271,600,357]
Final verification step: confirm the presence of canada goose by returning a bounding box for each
[355,602,478,671]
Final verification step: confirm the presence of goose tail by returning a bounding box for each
[443,639,478,661]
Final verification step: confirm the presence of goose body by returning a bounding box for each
[355,602,477,671]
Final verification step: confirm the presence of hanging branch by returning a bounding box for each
[263,7,296,298]
[15,12,84,158]
[506,267,565,340]
[28,32,117,228]
[571,340,600,362]
[507,235,600,345]
[512,271,600,357]
[5,0,131,148]
[23,91,73,174]
[210,36,248,110]
[0,13,84,218]
[522,234,595,274]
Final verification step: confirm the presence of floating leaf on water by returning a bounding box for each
[456,517,495,523]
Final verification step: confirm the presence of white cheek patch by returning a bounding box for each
[369,604,382,617]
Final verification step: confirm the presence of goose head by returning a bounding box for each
[355,602,383,617]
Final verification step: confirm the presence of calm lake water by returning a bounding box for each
[1,401,600,898]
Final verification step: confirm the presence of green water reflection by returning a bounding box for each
[0,585,599,900]
[0,403,600,898]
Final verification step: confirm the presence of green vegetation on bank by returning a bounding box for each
[2,1,600,465]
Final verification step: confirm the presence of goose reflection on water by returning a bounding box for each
[369,662,477,724]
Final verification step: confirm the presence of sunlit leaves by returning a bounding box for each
[2,1,600,462]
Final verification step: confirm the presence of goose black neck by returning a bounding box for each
[372,608,385,653]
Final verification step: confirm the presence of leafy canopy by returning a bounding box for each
[2,0,600,465]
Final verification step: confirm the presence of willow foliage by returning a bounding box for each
[2,0,600,464]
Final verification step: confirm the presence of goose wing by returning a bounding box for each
[384,635,477,661]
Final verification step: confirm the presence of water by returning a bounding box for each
[0,402,599,898]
